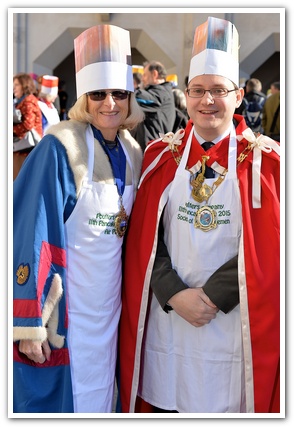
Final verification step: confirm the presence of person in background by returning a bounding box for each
[166,74,178,89]
[36,74,42,96]
[267,81,280,97]
[235,79,248,110]
[262,81,280,141]
[13,73,42,180]
[38,75,60,134]
[58,80,69,120]
[236,77,267,133]
[37,74,61,115]
[172,87,189,132]
[13,24,144,413]
[119,16,280,414]
[131,60,176,152]
[133,72,142,90]
[29,72,39,95]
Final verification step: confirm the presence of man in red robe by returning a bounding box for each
[119,16,280,414]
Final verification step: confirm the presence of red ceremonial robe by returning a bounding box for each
[119,116,280,413]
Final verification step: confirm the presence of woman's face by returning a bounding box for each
[13,79,24,100]
[87,89,130,140]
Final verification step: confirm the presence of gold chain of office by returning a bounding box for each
[170,138,255,204]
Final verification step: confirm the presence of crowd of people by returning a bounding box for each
[13,17,281,415]
[13,72,69,179]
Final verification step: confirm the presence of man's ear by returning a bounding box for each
[152,69,159,82]
[236,87,244,108]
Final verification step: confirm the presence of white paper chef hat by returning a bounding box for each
[40,75,59,97]
[74,24,134,99]
[188,17,239,86]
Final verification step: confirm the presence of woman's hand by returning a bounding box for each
[19,339,51,364]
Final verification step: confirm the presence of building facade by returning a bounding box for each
[11,8,282,111]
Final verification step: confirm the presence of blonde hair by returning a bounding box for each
[68,92,144,131]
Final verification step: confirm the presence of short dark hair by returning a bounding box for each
[271,81,280,91]
[144,61,167,79]
[133,72,142,86]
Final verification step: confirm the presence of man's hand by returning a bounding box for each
[168,288,218,327]
[19,339,51,364]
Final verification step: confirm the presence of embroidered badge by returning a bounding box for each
[16,263,30,285]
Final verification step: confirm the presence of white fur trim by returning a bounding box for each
[13,274,64,347]
[47,305,65,348]
[47,121,143,198]
[42,274,65,349]
[13,326,47,342]
[42,274,63,325]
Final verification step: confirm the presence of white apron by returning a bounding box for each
[38,100,60,133]
[65,125,134,413]
[139,127,246,413]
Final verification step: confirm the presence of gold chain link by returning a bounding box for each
[170,138,254,204]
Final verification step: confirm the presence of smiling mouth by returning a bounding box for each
[200,110,217,114]
[101,112,118,116]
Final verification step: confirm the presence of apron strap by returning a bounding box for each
[85,124,95,180]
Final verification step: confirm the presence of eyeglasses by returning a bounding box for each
[186,88,237,98]
[87,90,130,101]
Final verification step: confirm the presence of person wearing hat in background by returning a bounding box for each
[119,17,280,413]
[13,24,144,413]
[13,73,42,180]
[36,74,61,114]
[38,75,61,135]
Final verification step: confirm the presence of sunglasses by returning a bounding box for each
[87,90,130,101]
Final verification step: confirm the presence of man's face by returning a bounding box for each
[186,74,243,140]
[142,66,155,88]
[270,85,280,95]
